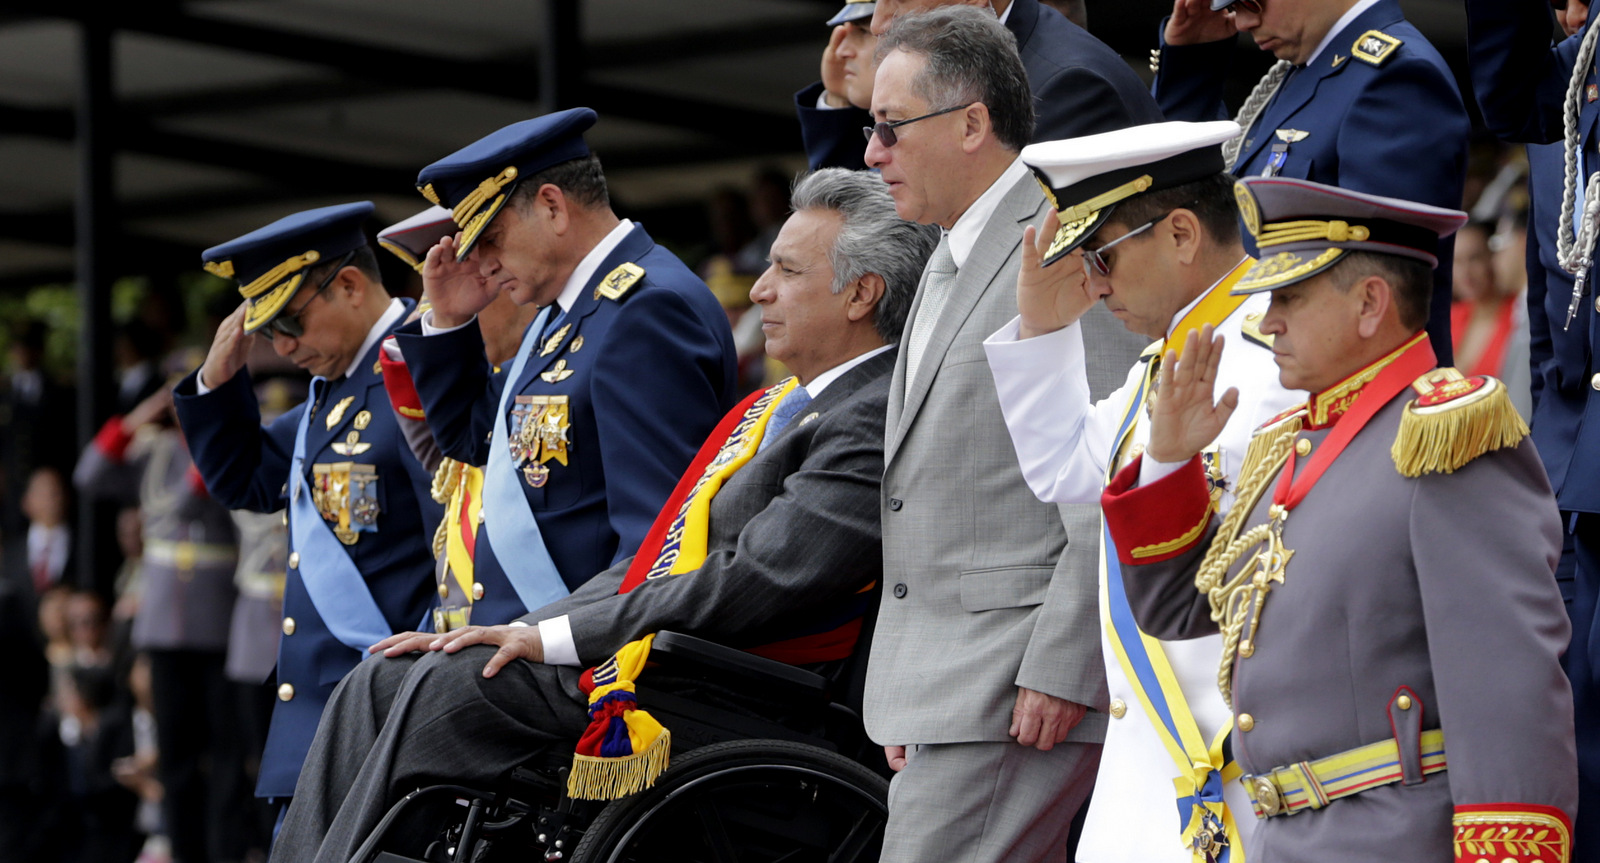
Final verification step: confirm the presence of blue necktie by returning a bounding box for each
[758,387,814,452]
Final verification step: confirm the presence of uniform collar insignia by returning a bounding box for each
[1304,332,1427,429]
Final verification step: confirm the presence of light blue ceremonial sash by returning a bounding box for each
[481,306,570,614]
[1099,359,1243,863]
[289,378,393,657]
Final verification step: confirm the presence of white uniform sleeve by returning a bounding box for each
[983,316,1147,505]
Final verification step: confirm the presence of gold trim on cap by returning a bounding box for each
[239,250,321,299]
[1234,181,1261,238]
[1233,248,1344,293]
[204,260,235,279]
[377,238,425,274]
[1256,219,1371,248]
[419,183,442,206]
[1058,174,1152,223]
[453,167,519,230]
[242,272,308,334]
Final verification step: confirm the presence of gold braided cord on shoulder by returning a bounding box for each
[237,250,322,299]
[1255,219,1371,248]
[1194,419,1299,707]
[452,167,519,229]
[428,458,465,559]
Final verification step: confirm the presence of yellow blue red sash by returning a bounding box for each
[1099,262,1252,862]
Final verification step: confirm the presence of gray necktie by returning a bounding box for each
[903,238,957,405]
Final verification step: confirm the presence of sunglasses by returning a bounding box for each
[261,250,355,339]
[1080,205,1195,278]
[862,102,975,147]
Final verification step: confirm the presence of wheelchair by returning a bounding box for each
[354,600,891,863]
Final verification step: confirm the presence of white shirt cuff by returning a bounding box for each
[195,373,213,396]
[537,614,580,666]
[815,91,845,110]
[420,308,476,336]
[1138,454,1187,487]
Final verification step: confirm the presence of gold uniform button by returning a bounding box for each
[438,582,450,600]
[471,582,485,601]
[1592,373,1600,391]
[1295,438,1312,457]
[1594,295,1600,314]
[1109,699,1127,719]
[278,683,295,702]
[288,552,300,569]
[1237,713,1255,732]
[281,617,296,636]
[1397,694,1413,711]
[478,509,486,525]
[281,511,288,526]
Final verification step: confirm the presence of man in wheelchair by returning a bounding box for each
[269,168,940,863]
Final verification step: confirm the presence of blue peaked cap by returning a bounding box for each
[415,107,599,260]
[201,201,375,335]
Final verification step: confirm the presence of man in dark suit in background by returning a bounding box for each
[795,0,1164,173]
[268,167,940,863]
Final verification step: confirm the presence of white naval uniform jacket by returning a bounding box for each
[983,278,1304,863]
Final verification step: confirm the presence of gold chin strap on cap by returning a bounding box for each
[1254,219,1371,248]
[452,167,520,230]
[1057,174,1153,223]
[232,250,322,299]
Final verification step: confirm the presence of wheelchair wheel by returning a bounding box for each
[570,738,888,863]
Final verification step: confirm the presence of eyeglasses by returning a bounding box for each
[862,103,975,147]
[1224,0,1263,14]
[262,250,355,339]
[1080,205,1194,278]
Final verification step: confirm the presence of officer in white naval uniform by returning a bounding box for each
[982,121,1304,863]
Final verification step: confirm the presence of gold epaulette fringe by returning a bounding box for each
[566,730,671,801]
[428,458,465,559]
[1391,372,1528,477]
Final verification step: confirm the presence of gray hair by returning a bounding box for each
[875,6,1035,152]
[790,168,940,343]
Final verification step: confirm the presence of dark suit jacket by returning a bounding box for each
[523,349,895,666]
[1156,0,1467,365]
[795,0,1163,171]
[395,224,737,627]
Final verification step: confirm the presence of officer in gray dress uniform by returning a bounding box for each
[1101,177,1578,862]
[74,384,252,863]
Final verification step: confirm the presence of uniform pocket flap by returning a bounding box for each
[959,565,1054,612]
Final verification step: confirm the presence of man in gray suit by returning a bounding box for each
[268,167,940,863]
[861,8,1123,861]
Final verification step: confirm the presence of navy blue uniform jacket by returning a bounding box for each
[794,0,1163,171]
[393,223,738,627]
[1155,0,1468,365]
[173,298,441,798]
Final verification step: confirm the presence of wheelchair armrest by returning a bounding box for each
[650,631,827,695]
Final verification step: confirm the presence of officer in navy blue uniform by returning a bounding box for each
[794,0,1162,171]
[1464,2,1600,853]
[172,202,442,805]
[1152,0,1468,364]
[391,108,738,631]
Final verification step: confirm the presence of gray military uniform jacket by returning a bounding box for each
[1103,364,1577,862]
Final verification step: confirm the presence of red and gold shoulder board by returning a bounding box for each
[1257,402,1307,433]
[1392,368,1529,477]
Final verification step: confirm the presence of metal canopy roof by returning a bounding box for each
[0,0,1470,290]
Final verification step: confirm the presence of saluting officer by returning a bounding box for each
[173,202,443,807]
[1103,177,1576,862]
[982,120,1304,863]
[391,108,738,631]
[1152,0,1469,364]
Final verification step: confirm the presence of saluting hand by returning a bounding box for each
[820,25,852,109]
[1164,0,1238,47]
[1145,325,1238,465]
[423,233,501,329]
[199,302,255,391]
[1017,212,1097,339]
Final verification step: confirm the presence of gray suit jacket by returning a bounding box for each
[868,174,1139,746]
[521,349,896,666]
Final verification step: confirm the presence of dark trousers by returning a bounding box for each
[269,646,590,863]
[1566,513,1600,859]
[148,650,253,863]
